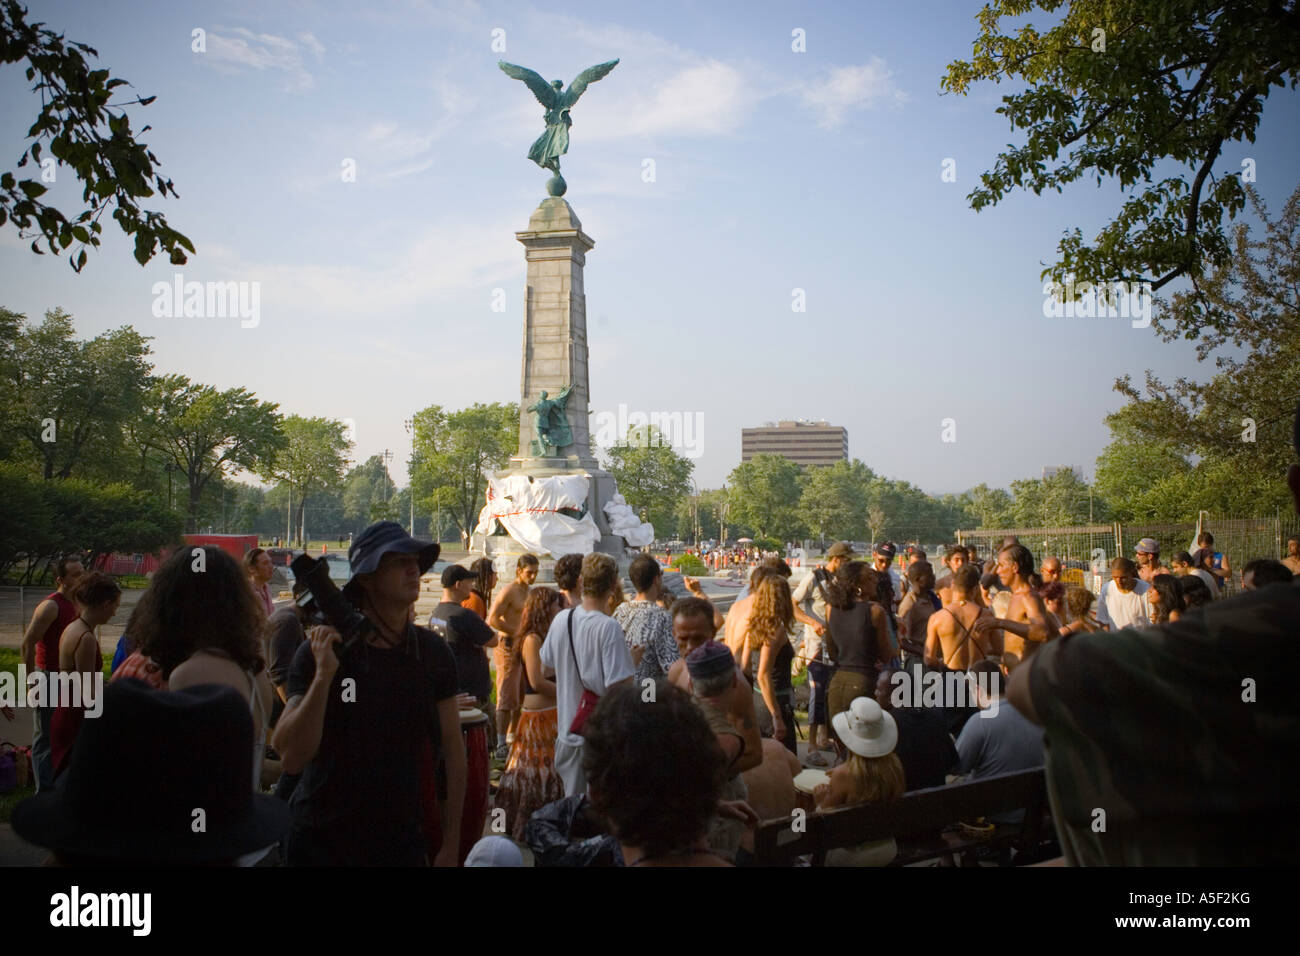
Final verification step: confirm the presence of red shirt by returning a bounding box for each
[35,592,78,671]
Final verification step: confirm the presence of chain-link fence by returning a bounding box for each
[957,512,1298,597]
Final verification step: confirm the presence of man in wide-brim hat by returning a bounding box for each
[273,521,466,866]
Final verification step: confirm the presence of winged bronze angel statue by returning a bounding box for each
[499,59,618,195]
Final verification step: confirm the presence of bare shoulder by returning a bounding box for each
[169,652,252,701]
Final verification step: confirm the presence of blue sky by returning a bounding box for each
[2,0,1297,495]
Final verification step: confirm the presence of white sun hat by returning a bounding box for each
[832,697,898,758]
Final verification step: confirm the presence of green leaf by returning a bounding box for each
[19,180,47,199]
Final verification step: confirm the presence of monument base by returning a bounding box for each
[470,457,636,581]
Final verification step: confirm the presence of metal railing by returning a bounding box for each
[957,512,1298,597]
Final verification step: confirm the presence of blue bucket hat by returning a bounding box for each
[344,521,440,598]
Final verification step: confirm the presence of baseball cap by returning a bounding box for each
[873,542,897,559]
[826,541,856,560]
[1135,537,1160,554]
[441,564,477,588]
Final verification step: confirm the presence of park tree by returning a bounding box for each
[343,455,399,532]
[603,425,694,540]
[0,1,191,270]
[2,307,153,480]
[799,460,873,545]
[0,462,182,583]
[727,454,804,543]
[1101,183,1300,520]
[1009,468,1097,527]
[964,483,1016,529]
[143,374,285,533]
[942,0,1300,299]
[409,402,517,546]
[261,416,352,547]
[672,486,729,543]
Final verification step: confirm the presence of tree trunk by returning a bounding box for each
[187,484,201,534]
[294,497,307,549]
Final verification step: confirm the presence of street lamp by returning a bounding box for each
[403,418,416,536]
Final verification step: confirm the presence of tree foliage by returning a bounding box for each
[409,402,517,544]
[602,425,694,540]
[1,307,153,479]
[0,462,182,583]
[260,416,352,547]
[343,455,399,530]
[144,373,285,533]
[726,455,805,542]
[0,0,192,270]
[1099,182,1300,520]
[942,0,1299,297]
[798,459,872,543]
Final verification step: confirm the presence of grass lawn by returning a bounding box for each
[0,647,111,682]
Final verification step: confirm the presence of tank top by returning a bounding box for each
[50,620,104,776]
[520,633,544,696]
[770,640,794,698]
[36,592,79,670]
[828,601,877,675]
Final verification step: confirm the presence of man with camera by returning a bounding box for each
[273,521,466,866]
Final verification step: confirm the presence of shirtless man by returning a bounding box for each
[924,565,995,670]
[487,553,539,759]
[668,597,722,691]
[672,598,766,740]
[972,544,1058,672]
[897,561,941,664]
[935,546,966,601]
[1039,556,1063,587]
[1283,535,1300,575]
[1134,538,1166,583]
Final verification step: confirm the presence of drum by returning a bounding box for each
[458,707,490,865]
[793,768,830,814]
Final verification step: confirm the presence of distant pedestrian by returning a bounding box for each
[19,556,84,792]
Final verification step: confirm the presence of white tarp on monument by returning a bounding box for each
[603,493,655,548]
[475,473,601,557]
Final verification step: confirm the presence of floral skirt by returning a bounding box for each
[495,706,564,842]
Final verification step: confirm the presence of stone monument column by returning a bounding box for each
[516,197,596,467]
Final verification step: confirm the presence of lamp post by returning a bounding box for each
[403,418,416,535]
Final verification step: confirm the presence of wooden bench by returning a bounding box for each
[753,768,1051,867]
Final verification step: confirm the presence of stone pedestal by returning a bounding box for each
[471,196,638,568]
[516,198,597,467]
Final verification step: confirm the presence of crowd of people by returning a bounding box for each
[9,404,1300,867]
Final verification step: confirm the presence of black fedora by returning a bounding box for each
[14,679,289,864]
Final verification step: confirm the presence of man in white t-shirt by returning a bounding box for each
[1097,557,1150,631]
[540,552,635,797]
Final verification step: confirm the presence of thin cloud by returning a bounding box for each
[201,27,321,92]
[801,59,906,129]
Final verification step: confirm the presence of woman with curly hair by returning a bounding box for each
[823,563,893,760]
[495,586,566,840]
[583,680,730,867]
[744,574,798,754]
[134,545,274,791]
[1059,586,1103,635]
